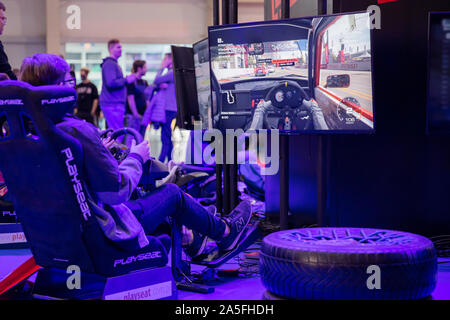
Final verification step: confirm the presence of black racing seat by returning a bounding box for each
[0,81,169,278]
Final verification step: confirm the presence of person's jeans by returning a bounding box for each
[126,183,226,241]
[124,114,142,145]
[101,104,125,131]
[159,111,177,163]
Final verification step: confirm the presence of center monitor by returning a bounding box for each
[208,11,375,133]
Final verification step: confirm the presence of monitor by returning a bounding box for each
[193,38,212,129]
[171,45,201,130]
[427,12,450,134]
[208,11,375,133]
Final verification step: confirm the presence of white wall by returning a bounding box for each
[2,0,46,38]
[2,43,46,70]
[0,0,265,68]
[1,0,46,68]
[61,0,209,44]
[60,0,264,43]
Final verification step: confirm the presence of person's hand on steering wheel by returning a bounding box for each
[130,139,151,163]
[102,135,116,150]
[301,98,329,131]
[257,99,272,109]
[249,99,273,130]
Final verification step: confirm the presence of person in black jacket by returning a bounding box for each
[0,2,16,80]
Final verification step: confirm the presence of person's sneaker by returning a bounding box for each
[217,201,252,252]
[184,205,218,258]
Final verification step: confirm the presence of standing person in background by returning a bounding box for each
[100,39,136,130]
[0,2,17,80]
[75,67,99,125]
[126,60,149,133]
[69,69,77,88]
[154,53,177,163]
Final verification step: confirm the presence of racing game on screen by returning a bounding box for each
[427,12,450,134]
[208,12,374,132]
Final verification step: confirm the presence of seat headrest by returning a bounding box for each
[0,80,77,123]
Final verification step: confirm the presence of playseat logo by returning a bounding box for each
[42,96,76,105]
[0,99,23,105]
[2,211,16,217]
[61,147,91,221]
[114,251,163,268]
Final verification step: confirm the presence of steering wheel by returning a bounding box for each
[98,128,145,163]
[110,127,144,144]
[99,127,169,190]
[263,81,312,130]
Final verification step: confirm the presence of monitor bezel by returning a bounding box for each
[207,10,376,135]
[426,11,450,135]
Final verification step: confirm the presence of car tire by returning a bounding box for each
[262,290,285,300]
[260,228,437,300]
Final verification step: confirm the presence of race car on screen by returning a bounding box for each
[209,12,374,132]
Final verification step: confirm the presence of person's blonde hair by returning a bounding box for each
[80,67,90,75]
[20,53,70,86]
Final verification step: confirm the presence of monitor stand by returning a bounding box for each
[279,134,329,230]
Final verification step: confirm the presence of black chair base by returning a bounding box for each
[32,266,177,300]
[172,220,262,294]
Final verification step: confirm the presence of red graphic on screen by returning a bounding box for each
[272,0,300,20]
[378,0,399,4]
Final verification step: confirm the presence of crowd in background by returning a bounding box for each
[73,39,177,163]
[0,0,179,164]
[0,1,261,260]
[0,29,178,164]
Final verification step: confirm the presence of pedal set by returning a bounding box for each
[172,220,262,294]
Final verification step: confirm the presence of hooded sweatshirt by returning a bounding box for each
[56,116,149,251]
[153,68,177,112]
[100,57,127,107]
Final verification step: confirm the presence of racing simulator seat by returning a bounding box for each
[0,81,176,300]
[0,81,261,298]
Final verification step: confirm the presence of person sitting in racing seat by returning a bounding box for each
[18,53,253,258]
[250,98,329,131]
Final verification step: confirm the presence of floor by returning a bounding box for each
[3,123,447,300]
[1,248,449,300]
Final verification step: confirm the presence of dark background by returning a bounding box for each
[264,0,450,237]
